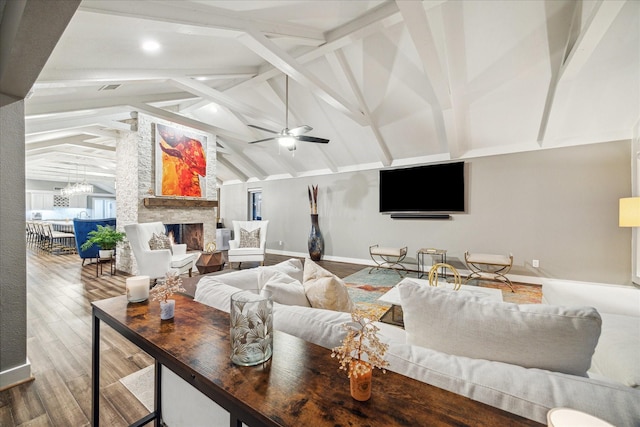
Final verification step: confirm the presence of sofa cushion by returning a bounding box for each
[269,258,304,283]
[273,303,352,349]
[302,259,355,313]
[398,280,601,376]
[589,313,640,388]
[385,342,640,427]
[239,228,260,248]
[194,282,240,313]
[260,269,310,307]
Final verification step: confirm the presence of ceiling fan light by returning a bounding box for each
[279,136,296,148]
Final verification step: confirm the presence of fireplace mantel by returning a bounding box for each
[143,198,218,208]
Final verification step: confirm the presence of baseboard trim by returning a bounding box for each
[0,359,32,391]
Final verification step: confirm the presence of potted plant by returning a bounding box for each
[80,225,126,258]
[331,309,389,401]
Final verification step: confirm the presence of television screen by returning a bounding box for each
[379,162,465,213]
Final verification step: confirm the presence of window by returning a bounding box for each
[248,189,262,220]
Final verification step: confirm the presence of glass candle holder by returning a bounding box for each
[230,290,273,366]
[126,276,150,303]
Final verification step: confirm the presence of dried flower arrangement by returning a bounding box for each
[307,184,318,214]
[150,270,186,303]
[331,309,389,378]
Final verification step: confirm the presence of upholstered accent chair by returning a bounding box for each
[73,218,117,265]
[227,220,269,269]
[124,222,198,281]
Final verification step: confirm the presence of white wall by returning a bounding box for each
[221,141,632,285]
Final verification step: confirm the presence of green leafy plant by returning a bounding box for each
[80,225,126,251]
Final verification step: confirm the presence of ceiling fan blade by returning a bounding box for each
[248,124,279,134]
[248,137,278,144]
[289,125,312,136]
[296,135,330,144]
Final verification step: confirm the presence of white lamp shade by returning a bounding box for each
[619,197,640,227]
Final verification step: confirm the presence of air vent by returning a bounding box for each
[99,84,121,91]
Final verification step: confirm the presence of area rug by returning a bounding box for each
[120,365,154,412]
[342,268,542,320]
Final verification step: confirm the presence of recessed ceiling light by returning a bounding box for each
[141,40,161,53]
[195,76,208,81]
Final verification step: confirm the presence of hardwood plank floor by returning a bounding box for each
[0,249,364,426]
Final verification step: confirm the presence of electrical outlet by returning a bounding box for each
[532,259,539,268]
[278,240,283,246]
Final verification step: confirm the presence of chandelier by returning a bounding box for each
[60,165,94,197]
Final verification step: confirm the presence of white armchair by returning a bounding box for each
[227,220,269,269]
[124,222,198,281]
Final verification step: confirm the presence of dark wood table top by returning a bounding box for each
[92,294,543,427]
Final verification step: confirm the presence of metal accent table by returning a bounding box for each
[417,248,447,278]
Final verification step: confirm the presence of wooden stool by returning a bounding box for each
[369,244,408,277]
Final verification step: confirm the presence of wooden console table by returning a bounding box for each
[91,294,542,426]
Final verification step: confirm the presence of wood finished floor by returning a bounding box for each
[0,249,364,426]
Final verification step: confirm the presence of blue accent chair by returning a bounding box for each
[73,218,117,265]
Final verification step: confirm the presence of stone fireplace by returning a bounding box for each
[115,113,217,275]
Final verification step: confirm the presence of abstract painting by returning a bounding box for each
[155,123,207,197]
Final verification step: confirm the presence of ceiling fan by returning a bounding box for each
[248,75,330,151]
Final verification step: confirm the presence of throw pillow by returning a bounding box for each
[270,258,304,283]
[148,232,172,251]
[589,313,640,388]
[398,280,602,377]
[239,228,260,248]
[302,259,355,313]
[260,270,310,307]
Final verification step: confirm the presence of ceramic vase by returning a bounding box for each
[160,299,175,320]
[349,360,373,401]
[308,214,323,261]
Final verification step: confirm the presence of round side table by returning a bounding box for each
[547,408,614,427]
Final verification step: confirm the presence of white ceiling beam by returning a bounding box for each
[396,1,452,111]
[560,0,627,80]
[129,102,250,144]
[178,99,211,115]
[239,28,367,126]
[26,92,197,116]
[331,50,392,167]
[216,155,250,183]
[169,77,281,128]
[537,1,582,144]
[77,1,325,45]
[26,136,115,153]
[36,67,258,86]
[439,1,470,158]
[215,141,268,180]
[233,2,403,91]
[25,109,135,135]
[25,127,113,143]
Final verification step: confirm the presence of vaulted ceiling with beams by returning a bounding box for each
[23,0,640,188]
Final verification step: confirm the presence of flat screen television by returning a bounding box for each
[379,162,465,214]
